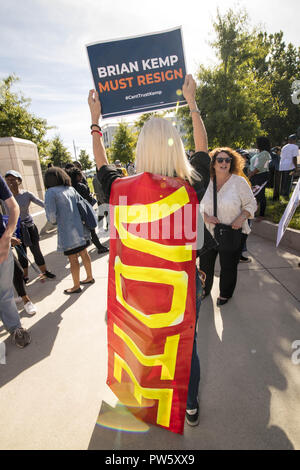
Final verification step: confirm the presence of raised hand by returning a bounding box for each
[182,74,197,104]
[88,89,102,123]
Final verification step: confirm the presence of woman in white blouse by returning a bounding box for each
[200,148,257,306]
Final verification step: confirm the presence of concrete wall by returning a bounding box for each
[251,219,300,252]
[0,137,47,230]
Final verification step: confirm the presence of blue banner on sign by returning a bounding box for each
[86,27,187,119]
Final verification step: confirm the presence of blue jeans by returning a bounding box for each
[0,249,22,333]
[186,268,202,410]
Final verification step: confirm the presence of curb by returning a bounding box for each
[251,219,300,252]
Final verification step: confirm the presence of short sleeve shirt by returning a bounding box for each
[250,151,271,174]
[279,144,299,171]
[0,175,13,238]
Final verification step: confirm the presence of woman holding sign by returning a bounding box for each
[88,75,211,432]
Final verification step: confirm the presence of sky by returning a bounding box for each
[0,0,299,160]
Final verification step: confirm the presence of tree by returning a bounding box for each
[110,122,136,164]
[48,135,72,167]
[260,32,300,144]
[178,8,273,149]
[134,111,166,133]
[0,74,51,163]
[178,8,300,149]
[78,149,93,170]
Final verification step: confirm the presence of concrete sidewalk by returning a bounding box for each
[0,230,299,450]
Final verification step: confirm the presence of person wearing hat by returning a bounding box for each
[4,170,56,283]
[279,134,299,198]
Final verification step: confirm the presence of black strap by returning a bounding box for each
[213,176,217,217]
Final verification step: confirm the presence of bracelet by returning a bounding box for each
[91,129,103,137]
[190,108,200,114]
[90,123,102,130]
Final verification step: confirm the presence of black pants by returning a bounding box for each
[250,172,269,216]
[13,255,26,297]
[273,170,281,201]
[200,246,241,299]
[90,228,103,250]
[17,225,45,269]
[280,170,294,197]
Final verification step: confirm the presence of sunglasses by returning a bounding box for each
[216,157,232,164]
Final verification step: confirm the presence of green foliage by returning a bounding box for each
[78,149,93,170]
[48,135,72,167]
[178,8,300,150]
[260,32,300,144]
[110,122,136,164]
[0,74,51,164]
[265,188,300,229]
[134,111,166,132]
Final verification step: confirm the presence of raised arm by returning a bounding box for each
[88,89,109,170]
[182,74,208,153]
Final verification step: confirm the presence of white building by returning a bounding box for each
[101,114,187,150]
[102,123,119,149]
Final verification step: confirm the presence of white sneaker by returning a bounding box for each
[24,301,37,315]
[15,296,23,304]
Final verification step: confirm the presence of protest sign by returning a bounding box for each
[86,27,187,118]
[276,178,300,247]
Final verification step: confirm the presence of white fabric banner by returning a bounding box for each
[276,179,300,247]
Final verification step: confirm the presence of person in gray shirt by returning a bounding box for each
[5,170,55,283]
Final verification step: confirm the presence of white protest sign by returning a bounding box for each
[276,179,300,247]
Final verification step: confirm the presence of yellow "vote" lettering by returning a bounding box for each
[114,186,192,262]
[115,256,188,328]
[111,183,193,428]
[114,353,173,428]
[113,323,180,380]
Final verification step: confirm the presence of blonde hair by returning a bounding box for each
[135,117,199,185]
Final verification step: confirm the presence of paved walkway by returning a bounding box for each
[0,229,299,450]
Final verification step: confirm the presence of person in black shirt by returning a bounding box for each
[68,167,108,254]
[88,74,211,427]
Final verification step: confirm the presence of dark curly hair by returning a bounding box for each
[44,167,71,189]
[67,167,83,187]
[256,136,271,152]
[209,147,245,178]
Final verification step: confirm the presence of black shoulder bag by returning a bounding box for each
[213,176,242,252]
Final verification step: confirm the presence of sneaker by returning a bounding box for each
[14,296,23,304]
[185,405,199,426]
[44,270,56,279]
[11,328,31,349]
[24,301,37,315]
[239,255,251,263]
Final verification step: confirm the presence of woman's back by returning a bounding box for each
[45,186,89,251]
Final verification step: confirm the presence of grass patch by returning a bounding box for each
[264,188,300,230]
[86,177,94,194]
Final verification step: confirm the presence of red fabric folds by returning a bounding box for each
[106,172,198,434]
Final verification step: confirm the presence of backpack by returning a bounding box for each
[75,191,97,229]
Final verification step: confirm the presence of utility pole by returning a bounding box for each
[73,140,77,161]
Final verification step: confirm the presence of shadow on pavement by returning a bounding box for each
[88,401,187,451]
[88,272,296,450]
[0,296,80,389]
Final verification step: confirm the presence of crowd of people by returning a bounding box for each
[0,73,298,428]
